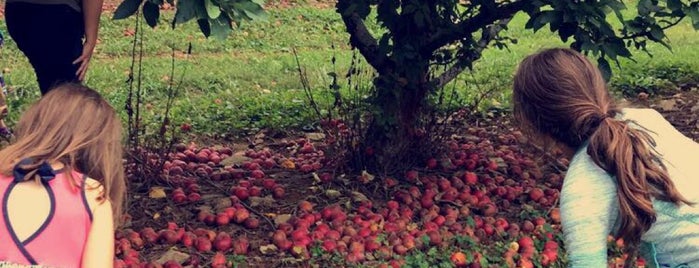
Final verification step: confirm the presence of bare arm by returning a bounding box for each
[74,0,104,81]
[83,0,103,46]
[81,180,114,268]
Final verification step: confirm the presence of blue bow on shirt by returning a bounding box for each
[12,158,55,183]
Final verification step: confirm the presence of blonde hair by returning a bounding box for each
[0,83,126,226]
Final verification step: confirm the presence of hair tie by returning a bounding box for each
[12,158,56,184]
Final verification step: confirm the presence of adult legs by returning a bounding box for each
[5,2,84,95]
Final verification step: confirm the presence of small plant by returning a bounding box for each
[122,10,190,190]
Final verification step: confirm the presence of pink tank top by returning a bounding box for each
[0,169,92,268]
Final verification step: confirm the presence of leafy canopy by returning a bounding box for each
[112,0,268,39]
[336,0,699,83]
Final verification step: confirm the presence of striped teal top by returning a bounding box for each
[561,108,699,268]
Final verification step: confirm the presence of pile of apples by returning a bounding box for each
[114,222,249,268]
[116,139,332,266]
[118,125,645,267]
[161,139,326,204]
[263,128,570,267]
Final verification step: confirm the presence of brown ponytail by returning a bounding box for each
[512,48,693,266]
[589,115,693,266]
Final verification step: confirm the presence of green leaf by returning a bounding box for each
[210,15,232,40]
[607,0,626,12]
[667,0,682,12]
[558,23,576,42]
[606,40,632,58]
[174,0,198,23]
[597,57,612,81]
[649,25,665,41]
[113,0,143,20]
[608,1,627,22]
[686,5,699,29]
[580,41,598,55]
[479,255,489,267]
[205,0,222,19]
[638,0,653,16]
[143,1,160,28]
[243,8,267,21]
[466,217,475,227]
[197,19,211,37]
[530,10,559,32]
[231,2,267,21]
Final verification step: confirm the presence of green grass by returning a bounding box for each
[1,6,358,136]
[1,3,698,137]
[456,10,699,110]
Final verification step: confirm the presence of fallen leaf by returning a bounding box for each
[220,154,251,167]
[149,187,167,199]
[324,189,342,199]
[156,248,190,265]
[351,191,369,203]
[249,196,275,207]
[259,244,278,255]
[655,99,678,111]
[214,197,233,211]
[305,132,325,141]
[359,170,375,184]
[281,159,295,169]
[274,214,292,225]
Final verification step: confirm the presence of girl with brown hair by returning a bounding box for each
[512,48,699,267]
[0,83,125,268]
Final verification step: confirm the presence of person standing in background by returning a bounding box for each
[0,31,13,141]
[4,0,103,95]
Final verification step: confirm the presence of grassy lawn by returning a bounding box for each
[1,2,698,136]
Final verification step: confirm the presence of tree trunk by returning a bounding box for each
[357,65,432,173]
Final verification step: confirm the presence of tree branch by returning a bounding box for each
[430,19,511,89]
[337,8,393,75]
[621,15,685,40]
[423,1,527,55]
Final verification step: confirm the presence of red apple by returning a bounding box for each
[464,172,477,185]
[216,213,230,226]
[244,217,260,229]
[234,208,250,224]
[272,186,285,198]
[194,236,212,252]
[211,252,226,268]
[213,232,232,252]
[233,237,249,255]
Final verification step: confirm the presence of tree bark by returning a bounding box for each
[336,9,393,76]
[423,1,528,55]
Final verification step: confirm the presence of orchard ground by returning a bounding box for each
[1,0,699,267]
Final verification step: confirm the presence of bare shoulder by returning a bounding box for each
[84,177,112,213]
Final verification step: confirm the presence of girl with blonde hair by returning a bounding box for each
[0,83,126,268]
